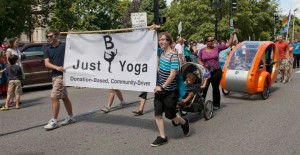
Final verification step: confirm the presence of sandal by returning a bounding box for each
[101,106,111,113]
[0,106,9,111]
[132,110,143,116]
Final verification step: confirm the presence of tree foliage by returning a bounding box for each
[122,0,142,28]
[0,0,36,42]
[139,0,167,25]
[2,0,299,43]
[164,0,279,42]
[48,0,130,31]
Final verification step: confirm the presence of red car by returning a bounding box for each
[20,43,52,86]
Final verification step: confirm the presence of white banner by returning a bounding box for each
[64,30,158,92]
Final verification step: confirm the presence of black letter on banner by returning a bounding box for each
[103,35,114,49]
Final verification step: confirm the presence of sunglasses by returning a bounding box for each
[46,35,54,38]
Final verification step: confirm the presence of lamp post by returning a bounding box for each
[292,8,299,41]
[210,0,221,41]
[214,2,218,40]
[154,0,159,25]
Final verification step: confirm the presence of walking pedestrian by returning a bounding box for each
[275,35,290,82]
[43,30,76,130]
[132,92,147,116]
[292,38,300,68]
[101,89,126,113]
[151,32,190,147]
[198,29,237,110]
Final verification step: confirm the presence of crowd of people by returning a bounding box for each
[0,28,299,147]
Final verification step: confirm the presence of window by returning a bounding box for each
[22,45,44,60]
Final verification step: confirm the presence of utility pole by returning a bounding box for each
[154,0,159,25]
[214,2,218,40]
[274,13,279,40]
[292,8,299,41]
[210,0,223,41]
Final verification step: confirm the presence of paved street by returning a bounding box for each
[0,70,300,155]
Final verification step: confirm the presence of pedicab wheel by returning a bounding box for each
[222,88,230,96]
[203,100,213,120]
[261,80,269,100]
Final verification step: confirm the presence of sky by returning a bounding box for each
[279,0,300,18]
[166,0,300,18]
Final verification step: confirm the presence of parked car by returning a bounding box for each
[20,43,52,86]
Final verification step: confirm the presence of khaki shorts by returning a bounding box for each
[7,80,23,96]
[51,75,68,99]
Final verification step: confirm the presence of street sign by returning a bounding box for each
[228,18,234,34]
[131,12,147,31]
[178,21,182,34]
[230,19,233,27]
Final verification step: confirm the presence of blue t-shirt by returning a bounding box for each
[293,42,300,55]
[44,42,66,77]
[184,46,191,57]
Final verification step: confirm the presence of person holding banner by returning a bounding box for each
[151,32,190,147]
[44,30,76,130]
[101,89,126,113]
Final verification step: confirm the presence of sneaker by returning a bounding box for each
[181,118,190,137]
[101,106,111,113]
[60,116,76,126]
[213,106,220,110]
[0,106,9,111]
[44,119,59,130]
[150,136,168,147]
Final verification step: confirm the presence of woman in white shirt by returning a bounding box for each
[6,37,22,67]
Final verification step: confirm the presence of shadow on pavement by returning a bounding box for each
[0,97,195,139]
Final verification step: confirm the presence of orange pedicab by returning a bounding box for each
[220,41,279,99]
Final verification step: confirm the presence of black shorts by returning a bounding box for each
[139,92,147,99]
[154,90,178,119]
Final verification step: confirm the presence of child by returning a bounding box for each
[0,55,22,110]
[177,71,211,106]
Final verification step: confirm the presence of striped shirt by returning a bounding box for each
[157,51,179,91]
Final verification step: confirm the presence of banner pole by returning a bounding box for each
[60,25,160,34]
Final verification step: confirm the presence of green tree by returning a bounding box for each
[48,0,130,31]
[139,0,167,25]
[0,0,36,43]
[122,0,142,28]
[164,0,279,42]
[164,0,213,41]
